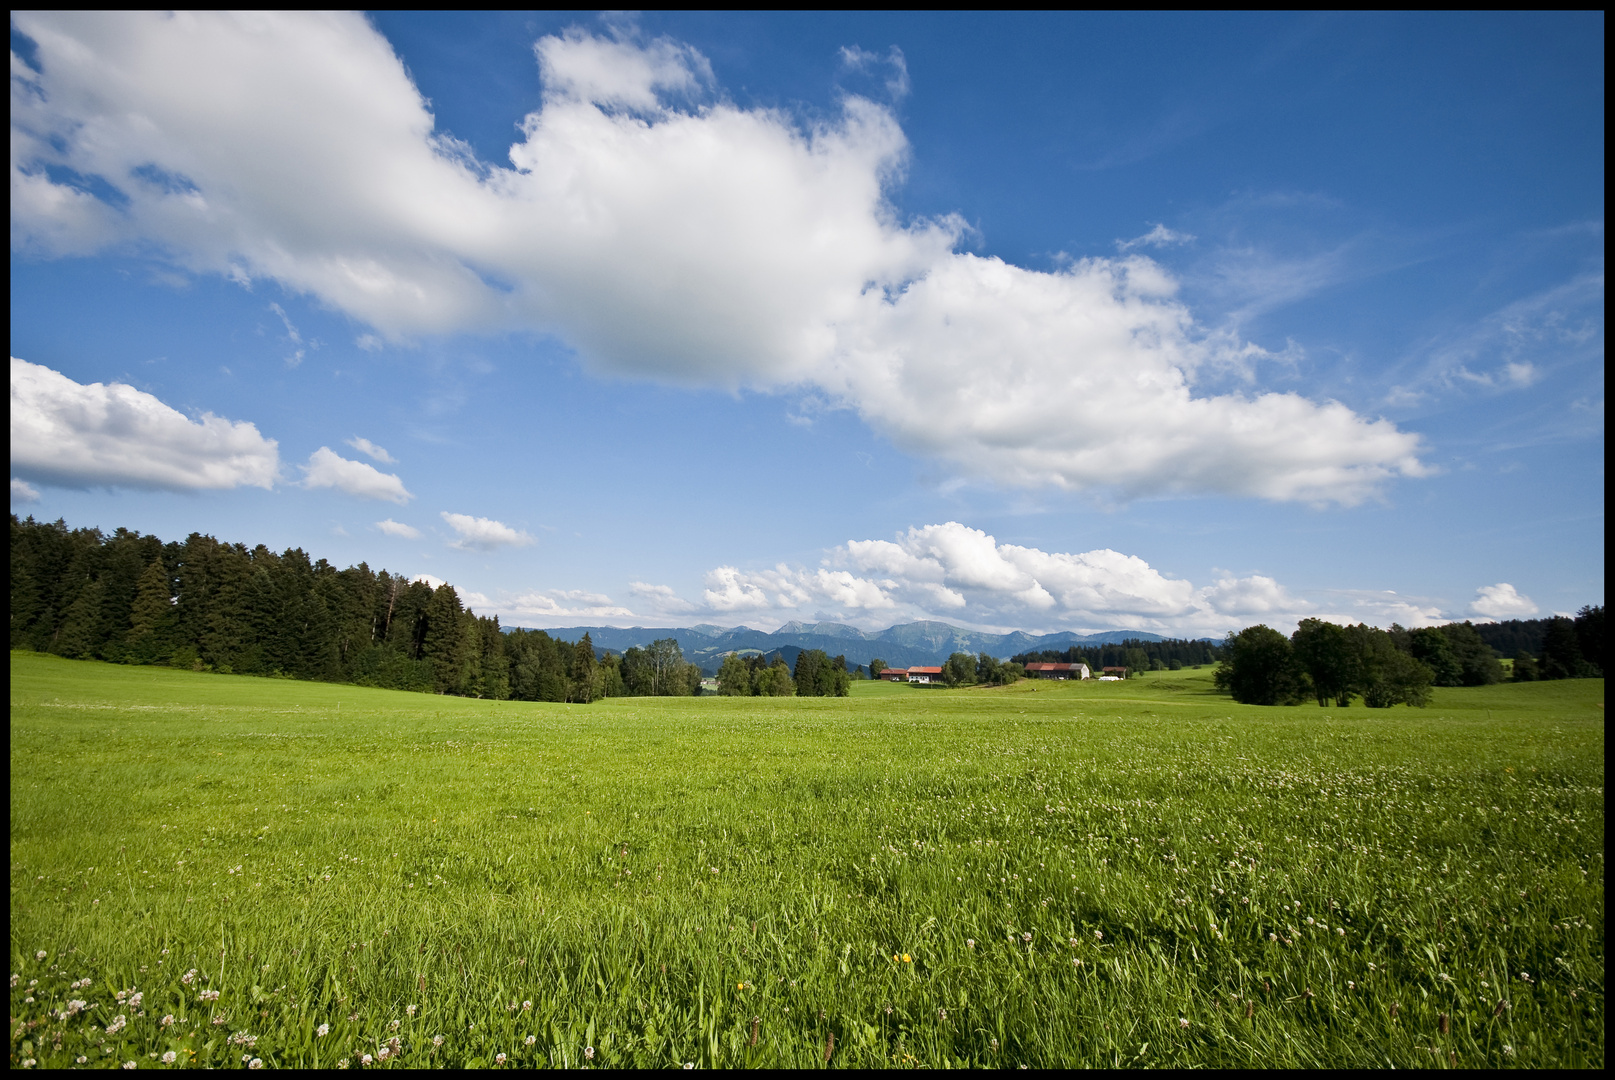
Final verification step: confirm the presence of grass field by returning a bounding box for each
[9,651,1604,1068]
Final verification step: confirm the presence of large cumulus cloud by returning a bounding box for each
[11,13,1427,503]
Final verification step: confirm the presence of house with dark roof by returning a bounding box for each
[1024,662,1090,680]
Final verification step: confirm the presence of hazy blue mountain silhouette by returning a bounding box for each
[517,619,1186,674]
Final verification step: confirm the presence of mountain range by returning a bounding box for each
[517,619,1190,673]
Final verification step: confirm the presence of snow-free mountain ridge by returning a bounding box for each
[516,619,1190,673]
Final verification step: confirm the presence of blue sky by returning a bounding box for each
[9,12,1604,635]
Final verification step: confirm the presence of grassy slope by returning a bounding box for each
[9,652,1605,1068]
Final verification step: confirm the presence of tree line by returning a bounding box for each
[1215,609,1604,707]
[714,648,853,697]
[1010,637,1221,672]
[8,515,703,703]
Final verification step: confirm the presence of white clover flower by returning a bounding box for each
[525,1035,536,1046]
[317,1023,330,1037]
[8,974,17,988]
[129,992,143,1009]
[160,1014,175,1028]
[585,1046,595,1060]
[182,970,197,986]
[1503,1045,1515,1057]
[36,951,47,961]
[1179,1018,1190,1028]
[123,1063,137,1070]
[360,1054,373,1066]
[377,1047,390,1061]
[162,1052,177,1064]
[407,1004,418,1017]
[433,1035,445,1048]
[966,939,976,949]
[248,1059,263,1070]
[496,1053,507,1064]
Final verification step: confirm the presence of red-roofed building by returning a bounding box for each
[878,667,909,682]
[1024,662,1090,680]
[906,666,943,684]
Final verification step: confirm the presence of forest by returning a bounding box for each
[1011,637,1222,671]
[8,515,679,703]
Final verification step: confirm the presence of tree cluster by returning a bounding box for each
[792,649,852,697]
[715,651,796,696]
[1011,636,1219,672]
[617,638,703,697]
[1213,615,1562,708]
[9,515,668,704]
[1506,608,1602,681]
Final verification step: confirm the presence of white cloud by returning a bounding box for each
[345,435,396,463]
[839,44,909,99]
[677,522,1475,636]
[498,589,634,621]
[412,573,447,590]
[374,518,419,539]
[1200,574,1310,617]
[11,477,41,503]
[301,446,412,503]
[440,511,534,550]
[1117,223,1196,251]
[536,26,713,112]
[1471,582,1539,620]
[10,356,279,491]
[629,581,698,613]
[9,13,1428,504]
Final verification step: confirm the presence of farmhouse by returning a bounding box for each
[1024,662,1090,680]
[906,666,943,684]
[878,667,909,681]
[1100,666,1129,681]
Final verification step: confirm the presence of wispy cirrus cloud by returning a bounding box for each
[346,436,397,463]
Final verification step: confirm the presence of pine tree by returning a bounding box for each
[571,632,599,703]
[421,584,465,692]
[124,557,175,663]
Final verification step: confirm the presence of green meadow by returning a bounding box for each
[9,651,1604,1069]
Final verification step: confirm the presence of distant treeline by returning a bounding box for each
[1011,637,1222,671]
[8,515,698,703]
[1467,618,1567,660]
[1216,609,1604,708]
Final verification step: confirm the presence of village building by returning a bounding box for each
[1099,665,1129,681]
[905,666,943,684]
[1023,662,1091,680]
[878,667,909,681]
